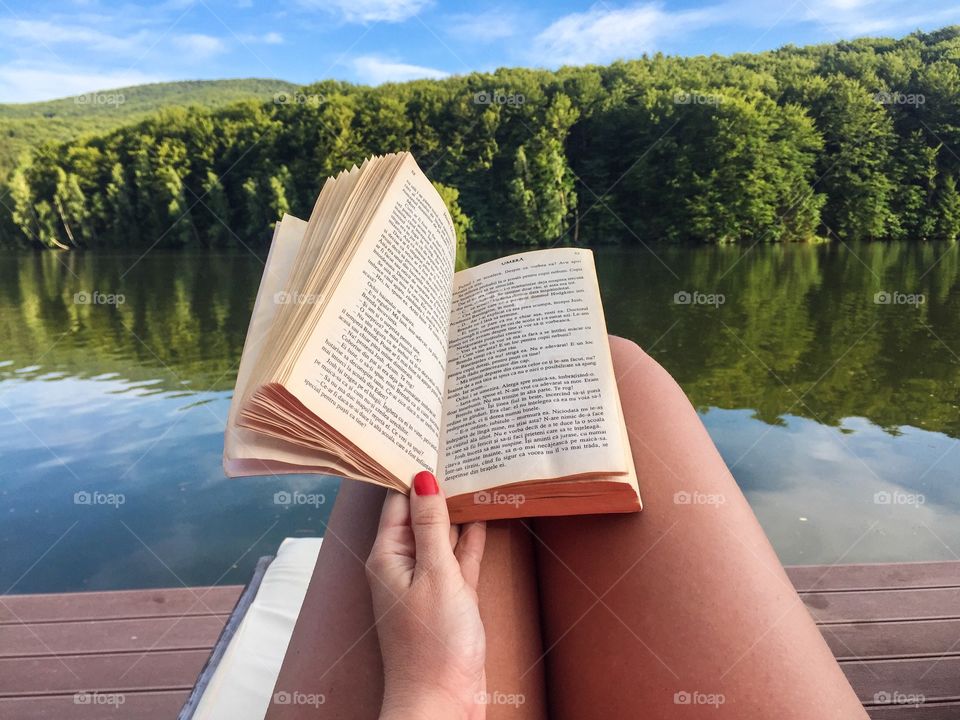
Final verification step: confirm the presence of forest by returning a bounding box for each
[2,26,960,249]
[0,79,297,181]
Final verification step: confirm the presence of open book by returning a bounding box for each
[224,152,641,522]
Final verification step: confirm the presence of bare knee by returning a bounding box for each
[608,334,679,392]
[608,334,642,356]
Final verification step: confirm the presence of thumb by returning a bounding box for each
[410,470,455,576]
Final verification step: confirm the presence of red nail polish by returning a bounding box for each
[413,470,439,496]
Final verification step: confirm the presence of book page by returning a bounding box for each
[286,155,458,484]
[439,248,629,495]
[225,215,310,469]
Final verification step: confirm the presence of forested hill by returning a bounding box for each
[3,27,960,249]
[0,79,298,177]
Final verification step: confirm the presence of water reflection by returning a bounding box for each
[0,242,958,591]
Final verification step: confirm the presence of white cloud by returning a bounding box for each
[238,31,284,45]
[172,33,228,60]
[350,55,448,85]
[0,63,162,103]
[531,2,719,66]
[529,0,955,68]
[796,0,960,37]
[298,0,431,23]
[0,19,235,63]
[445,9,523,43]
[0,20,152,57]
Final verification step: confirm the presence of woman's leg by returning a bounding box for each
[530,336,867,719]
[266,480,547,720]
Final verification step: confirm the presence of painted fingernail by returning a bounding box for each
[413,470,439,496]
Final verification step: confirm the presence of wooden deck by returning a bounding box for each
[0,585,243,719]
[2,561,959,718]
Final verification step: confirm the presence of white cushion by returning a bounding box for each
[192,537,323,720]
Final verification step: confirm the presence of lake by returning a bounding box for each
[1,242,958,593]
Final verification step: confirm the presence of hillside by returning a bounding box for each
[3,27,960,248]
[0,78,298,176]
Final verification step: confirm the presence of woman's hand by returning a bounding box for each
[366,471,488,720]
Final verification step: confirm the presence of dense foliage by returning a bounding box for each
[0,79,298,179]
[3,27,960,249]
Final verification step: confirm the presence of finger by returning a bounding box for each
[377,489,411,535]
[454,521,487,592]
[449,523,460,551]
[409,470,456,575]
[366,491,414,590]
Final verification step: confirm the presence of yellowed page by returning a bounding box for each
[439,248,629,496]
[225,215,310,470]
[225,215,394,483]
[285,154,458,483]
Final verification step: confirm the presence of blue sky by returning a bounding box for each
[0,0,956,102]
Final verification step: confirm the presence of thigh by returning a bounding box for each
[530,336,866,719]
[267,480,547,720]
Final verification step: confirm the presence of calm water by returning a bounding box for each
[1,243,958,593]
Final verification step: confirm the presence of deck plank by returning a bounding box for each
[800,587,960,624]
[0,614,230,657]
[0,690,188,719]
[0,649,212,697]
[0,586,242,624]
[820,618,960,661]
[867,702,960,719]
[787,562,960,592]
[842,656,960,705]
